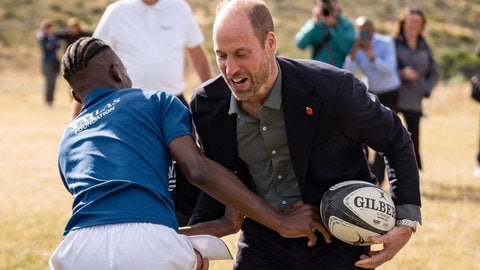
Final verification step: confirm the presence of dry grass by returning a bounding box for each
[2,0,480,269]
[1,60,480,269]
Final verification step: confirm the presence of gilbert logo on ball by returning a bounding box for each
[320,180,396,246]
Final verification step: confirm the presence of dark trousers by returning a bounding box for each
[369,90,399,184]
[477,115,480,164]
[234,219,369,270]
[399,110,422,170]
[42,61,59,106]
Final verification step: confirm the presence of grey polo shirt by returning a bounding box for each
[228,64,302,211]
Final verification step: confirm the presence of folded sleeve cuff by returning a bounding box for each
[396,204,422,224]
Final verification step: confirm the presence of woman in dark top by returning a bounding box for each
[394,8,439,170]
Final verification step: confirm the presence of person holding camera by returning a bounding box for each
[343,16,401,185]
[295,0,355,68]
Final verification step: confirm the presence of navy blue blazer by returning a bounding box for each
[188,57,421,224]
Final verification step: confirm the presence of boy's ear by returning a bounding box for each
[110,62,123,83]
[70,89,82,104]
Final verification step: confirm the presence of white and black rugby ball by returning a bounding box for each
[320,180,396,246]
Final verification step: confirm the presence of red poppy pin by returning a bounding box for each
[305,106,313,115]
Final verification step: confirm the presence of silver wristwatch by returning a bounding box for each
[396,219,417,233]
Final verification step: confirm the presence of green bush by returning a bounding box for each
[438,52,480,81]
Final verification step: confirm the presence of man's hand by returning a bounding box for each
[360,40,374,61]
[280,201,331,247]
[354,225,413,269]
[312,5,322,23]
[350,39,373,60]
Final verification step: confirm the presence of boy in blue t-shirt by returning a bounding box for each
[49,37,328,270]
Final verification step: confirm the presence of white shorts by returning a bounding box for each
[49,223,197,270]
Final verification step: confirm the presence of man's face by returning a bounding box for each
[45,24,55,34]
[142,0,158,6]
[213,14,273,102]
[360,23,374,40]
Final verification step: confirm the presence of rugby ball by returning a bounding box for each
[320,180,396,246]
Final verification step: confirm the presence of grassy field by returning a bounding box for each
[2,0,480,80]
[1,59,480,270]
[1,0,480,268]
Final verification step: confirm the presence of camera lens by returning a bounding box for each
[322,7,331,16]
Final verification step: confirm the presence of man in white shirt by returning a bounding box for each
[69,0,211,118]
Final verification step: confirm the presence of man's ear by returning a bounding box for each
[265,31,277,55]
[70,89,82,104]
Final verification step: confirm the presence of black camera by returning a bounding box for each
[321,0,335,16]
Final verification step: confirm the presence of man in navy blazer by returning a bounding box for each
[187,1,421,269]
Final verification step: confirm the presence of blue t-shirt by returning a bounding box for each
[58,87,192,236]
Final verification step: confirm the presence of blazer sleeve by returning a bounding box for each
[333,72,421,208]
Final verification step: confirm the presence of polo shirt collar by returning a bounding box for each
[134,0,163,12]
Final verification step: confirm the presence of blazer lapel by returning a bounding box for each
[280,61,323,193]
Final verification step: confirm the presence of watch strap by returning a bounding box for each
[396,219,417,233]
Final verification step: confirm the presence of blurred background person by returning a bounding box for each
[56,17,92,118]
[473,43,480,177]
[37,18,60,108]
[56,17,92,50]
[68,0,213,226]
[394,7,439,171]
[294,0,355,68]
[68,0,212,120]
[344,16,401,185]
